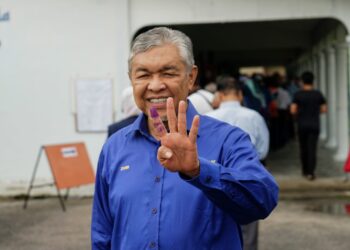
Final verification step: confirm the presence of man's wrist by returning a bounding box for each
[181,161,200,178]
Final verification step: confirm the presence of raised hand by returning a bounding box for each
[150,98,200,178]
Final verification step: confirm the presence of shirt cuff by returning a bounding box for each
[179,157,221,190]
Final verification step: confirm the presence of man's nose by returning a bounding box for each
[147,75,166,91]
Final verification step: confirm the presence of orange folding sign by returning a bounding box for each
[44,142,95,189]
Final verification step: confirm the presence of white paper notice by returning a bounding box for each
[61,147,78,158]
[76,79,113,132]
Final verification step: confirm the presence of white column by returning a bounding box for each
[115,0,131,119]
[334,42,349,161]
[318,51,327,140]
[325,46,337,148]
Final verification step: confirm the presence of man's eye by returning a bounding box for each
[136,74,149,79]
[163,73,176,77]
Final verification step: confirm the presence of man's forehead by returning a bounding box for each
[133,64,180,72]
[131,47,185,72]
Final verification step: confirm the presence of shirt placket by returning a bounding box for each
[147,143,165,249]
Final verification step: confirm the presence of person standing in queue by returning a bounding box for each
[290,71,327,180]
[207,75,270,250]
[91,27,279,250]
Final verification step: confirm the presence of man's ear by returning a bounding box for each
[188,65,198,90]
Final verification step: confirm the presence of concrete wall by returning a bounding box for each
[1,0,350,195]
[0,0,124,195]
[130,0,350,33]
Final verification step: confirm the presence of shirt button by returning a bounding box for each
[149,241,156,248]
[152,208,157,214]
[155,176,161,183]
[205,176,212,183]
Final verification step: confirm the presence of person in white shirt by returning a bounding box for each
[207,76,269,160]
[188,88,214,114]
[207,75,270,250]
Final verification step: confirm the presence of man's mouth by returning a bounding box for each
[149,98,168,104]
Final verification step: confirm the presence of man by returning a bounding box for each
[290,71,327,180]
[91,27,278,250]
[207,75,270,250]
[107,86,141,137]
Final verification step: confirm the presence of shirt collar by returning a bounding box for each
[126,100,201,137]
[220,100,242,109]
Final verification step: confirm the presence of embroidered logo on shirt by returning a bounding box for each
[120,165,130,171]
[210,160,216,163]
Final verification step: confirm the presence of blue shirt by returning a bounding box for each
[91,102,279,250]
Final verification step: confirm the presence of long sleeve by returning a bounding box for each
[184,130,278,225]
[254,114,270,160]
[91,151,113,250]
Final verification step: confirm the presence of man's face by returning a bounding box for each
[129,44,197,121]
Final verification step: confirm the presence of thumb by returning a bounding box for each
[157,145,173,161]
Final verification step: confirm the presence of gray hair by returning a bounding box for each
[128,27,195,72]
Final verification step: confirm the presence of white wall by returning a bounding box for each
[0,0,127,195]
[129,0,350,35]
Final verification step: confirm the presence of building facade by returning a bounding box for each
[0,0,349,195]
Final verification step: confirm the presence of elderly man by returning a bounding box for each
[91,27,278,250]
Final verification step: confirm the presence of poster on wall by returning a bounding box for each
[75,79,113,132]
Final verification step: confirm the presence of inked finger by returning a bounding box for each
[167,97,177,133]
[178,100,187,135]
[189,115,200,144]
[150,106,167,138]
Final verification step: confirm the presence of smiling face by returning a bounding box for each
[129,44,197,121]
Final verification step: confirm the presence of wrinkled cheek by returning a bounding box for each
[133,96,145,113]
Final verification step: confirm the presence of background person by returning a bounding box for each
[207,75,270,250]
[290,71,327,180]
[188,85,215,114]
[107,86,141,137]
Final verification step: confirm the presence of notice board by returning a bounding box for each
[44,142,95,189]
[75,78,113,132]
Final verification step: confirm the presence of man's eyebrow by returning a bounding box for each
[160,65,179,71]
[134,67,150,73]
[134,65,179,73]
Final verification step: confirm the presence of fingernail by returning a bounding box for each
[165,151,172,159]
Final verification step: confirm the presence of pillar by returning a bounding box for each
[334,42,349,161]
[325,46,337,148]
[318,50,327,140]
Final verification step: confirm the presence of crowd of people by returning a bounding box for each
[190,72,301,151]
[188,70,326,182]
